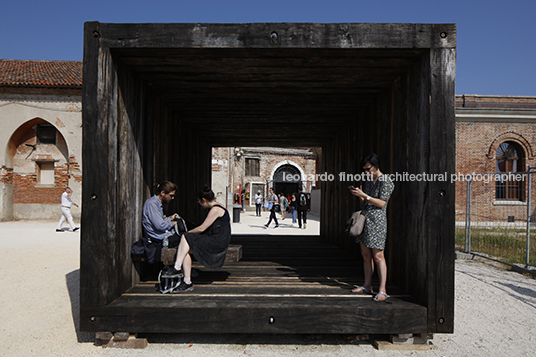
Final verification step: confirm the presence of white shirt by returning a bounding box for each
[61,192,72,208]
[255,194,263,204]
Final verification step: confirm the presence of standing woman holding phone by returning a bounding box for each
[349,153,394,302]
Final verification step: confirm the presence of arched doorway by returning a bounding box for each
[5,118,70,219]
[273,164,302,196]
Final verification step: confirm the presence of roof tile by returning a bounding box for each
[0,59,82,88]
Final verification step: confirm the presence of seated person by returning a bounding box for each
[141,181,181,263]
[162,185,231,292]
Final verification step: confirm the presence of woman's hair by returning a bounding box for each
[360,153,381,169]
[197,184,215,202]
[156,181,177,194]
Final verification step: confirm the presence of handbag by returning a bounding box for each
[346,210,366,237]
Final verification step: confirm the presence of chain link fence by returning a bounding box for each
[456,170,536,268]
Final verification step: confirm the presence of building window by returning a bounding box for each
[36,124,56,144]
[245,158,260,176]
[37,162,55,185]
[495,141,525,200]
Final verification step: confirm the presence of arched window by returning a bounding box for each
[495,141,525,200]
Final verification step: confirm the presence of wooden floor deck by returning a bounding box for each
[81,235,427,334]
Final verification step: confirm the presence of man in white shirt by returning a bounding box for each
[56,187,79,232]
[254,191,263,216]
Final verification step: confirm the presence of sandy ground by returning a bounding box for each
[1,217,536,356]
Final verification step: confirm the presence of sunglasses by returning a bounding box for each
[363,166,373,172]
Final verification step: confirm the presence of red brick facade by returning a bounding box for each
[455,95,536,222]
[12,160,79,204]
[212,147,317,209]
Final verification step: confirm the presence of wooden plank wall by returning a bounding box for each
[82,24,154,307]
[427,48,456,333]
[82,33,139,306]
[172,120,213,225]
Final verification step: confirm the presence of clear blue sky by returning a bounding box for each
[1,0,534,96]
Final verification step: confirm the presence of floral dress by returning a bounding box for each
[356,174,395,250]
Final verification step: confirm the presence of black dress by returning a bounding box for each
[184,204,231,269]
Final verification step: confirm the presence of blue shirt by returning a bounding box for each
[142,195,174,241]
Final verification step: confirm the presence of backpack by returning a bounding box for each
[158,216,189,294]
[157,266,181,294]
[173,215,188,236]
[299,193,307,207]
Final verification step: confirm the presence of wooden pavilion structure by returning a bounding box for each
[80,22,456,338]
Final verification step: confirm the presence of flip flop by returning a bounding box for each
[351,286,373,294]
[373,291,390,302]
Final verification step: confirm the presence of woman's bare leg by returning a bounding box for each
[174,234,190,269]
[352,244,374,293]
[372,248,387,300]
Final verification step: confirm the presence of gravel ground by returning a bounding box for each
[1,220,535,356]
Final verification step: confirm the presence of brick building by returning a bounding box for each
[455,95,536,223]
[0,60,82,220]
[211,146,318,211]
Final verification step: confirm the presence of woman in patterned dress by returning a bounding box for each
[349,153,395,302]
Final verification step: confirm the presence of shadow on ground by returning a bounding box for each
[66,269,95,343]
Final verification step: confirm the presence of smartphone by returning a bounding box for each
[348,185,355,189]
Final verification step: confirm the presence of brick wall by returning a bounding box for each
[0,167,13,184]
[13,162,73,204]
[212,147,317,208]
[455,121,536,222]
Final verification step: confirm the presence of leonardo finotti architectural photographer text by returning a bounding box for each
[282,172,525,184]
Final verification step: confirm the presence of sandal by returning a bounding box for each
[351,286,373,294]
[373,291,389,302]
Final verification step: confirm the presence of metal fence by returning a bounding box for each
[456,170,536,268]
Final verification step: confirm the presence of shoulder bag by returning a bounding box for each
[346,210,366,237]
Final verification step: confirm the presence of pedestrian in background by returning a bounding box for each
[255,191,263,217]
[279,193,288,220]
[56,187,79,232]
[264,188,279,228]
[290,193,298,226]
[296,187,310,229]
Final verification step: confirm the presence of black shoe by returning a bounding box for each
[56,229,63,232]
[73,227,80,232]
[172,281,194,293]
[274,225,279,228]
[264,224,269,228]
[162,267,184,278]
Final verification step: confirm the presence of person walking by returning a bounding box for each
[56,187,79,232]
[349,153,395,302]
[264,188,279,228]
[296,187,310,229]
[289,193,298,226]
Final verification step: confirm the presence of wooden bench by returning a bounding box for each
[161,244,242,265]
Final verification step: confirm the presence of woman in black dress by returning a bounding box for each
[163,185,231,292]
